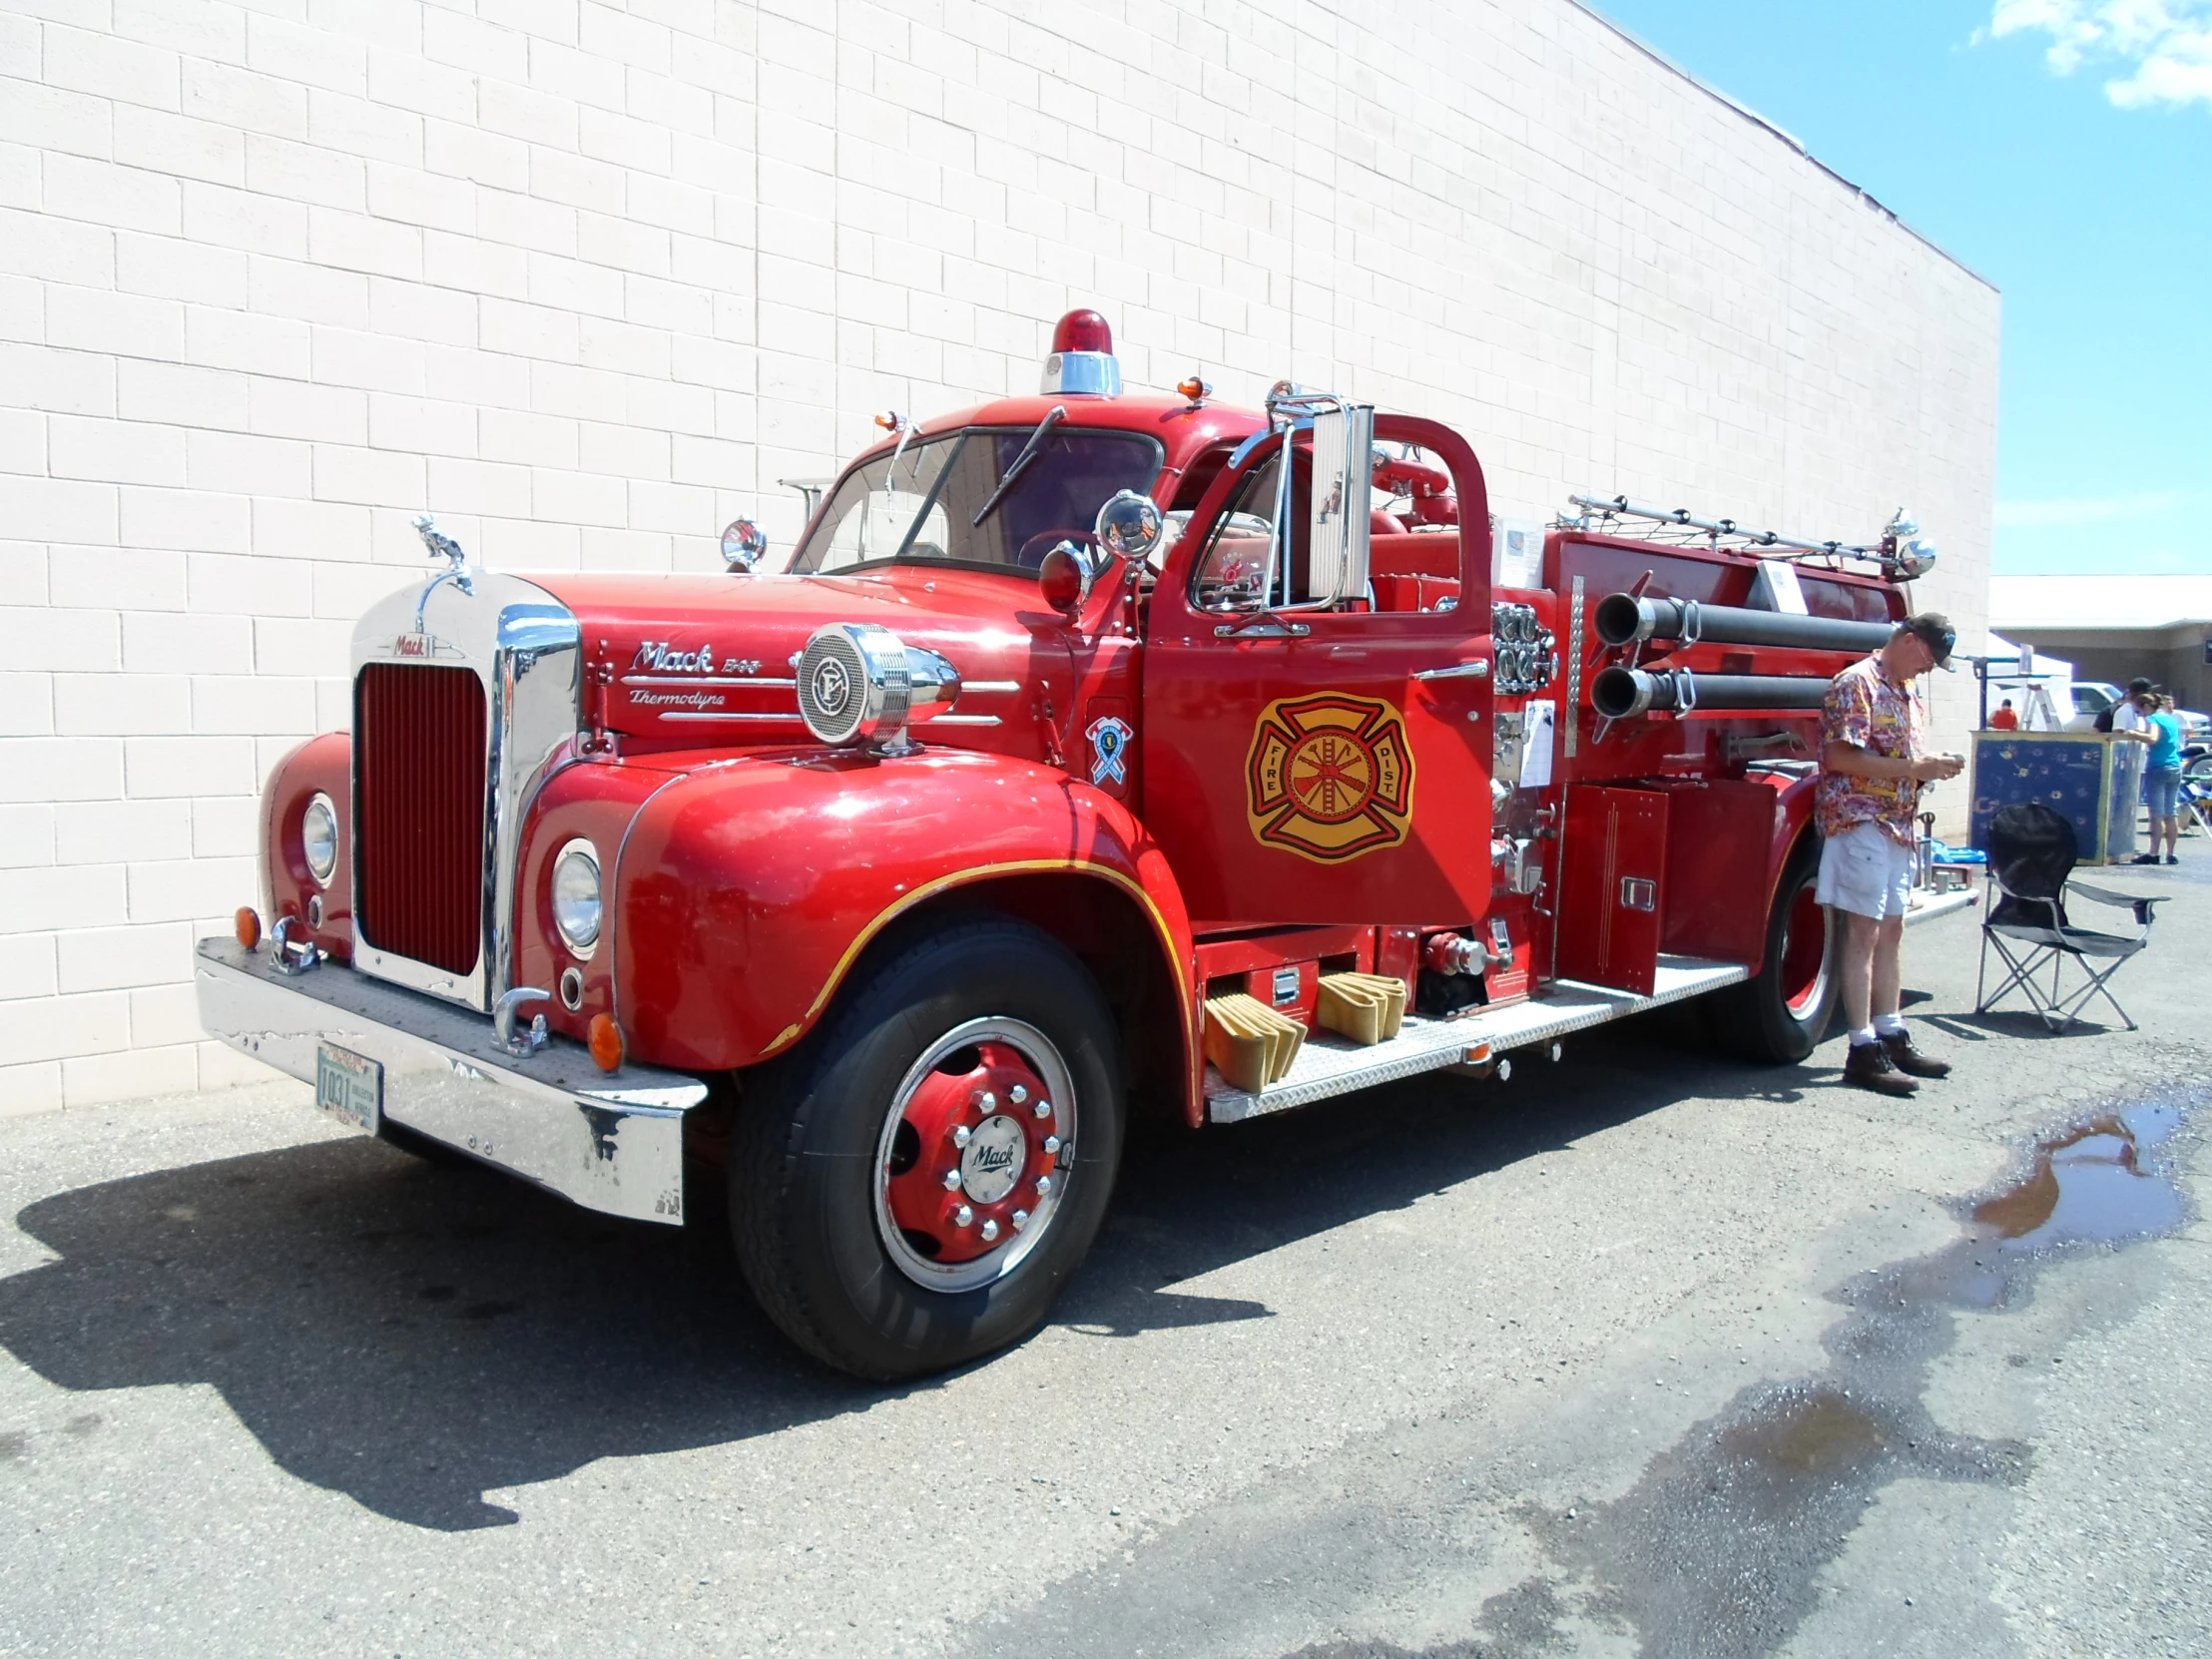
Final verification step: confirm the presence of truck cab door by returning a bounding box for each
[1141,414,1495,927]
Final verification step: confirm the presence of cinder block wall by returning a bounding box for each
[0,0,1998,1110]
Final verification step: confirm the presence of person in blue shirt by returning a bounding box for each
[2127,689,2186,864]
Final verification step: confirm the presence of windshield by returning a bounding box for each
[791,425,1164,575]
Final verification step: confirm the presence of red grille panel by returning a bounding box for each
[355,664,487,977]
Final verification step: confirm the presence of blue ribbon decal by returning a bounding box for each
[1086,716,1131,786]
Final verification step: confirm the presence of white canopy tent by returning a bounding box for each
[1981,631,2075,731]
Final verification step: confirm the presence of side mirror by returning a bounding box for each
[1093,489,1163,562]
[1039,538,1109,617]
[721,518,768,573]
[1306,402,1374,603]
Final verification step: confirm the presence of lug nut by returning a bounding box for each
[980,1219,1000,1242]
[1042,1135,1061,1156]
[1034,1175,1053,1197]
[1011,1209,1029,1232]
[972,1090,997,1113]
[942,1169,962,1192]
[1032,1099,1051,1120]
[1009,1084,1028,1105]
[952,1125,972,1148]
[954,1205,973,1228]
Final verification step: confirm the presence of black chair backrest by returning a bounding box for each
[1986,801,2076,929]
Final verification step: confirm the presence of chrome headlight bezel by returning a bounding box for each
[550,837,602,959]
[301,793,339,887]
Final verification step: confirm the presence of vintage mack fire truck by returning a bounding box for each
[198,309,1939,1379]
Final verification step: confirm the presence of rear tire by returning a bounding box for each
[1714,836,1837,1063]
[730,917,1124,1380]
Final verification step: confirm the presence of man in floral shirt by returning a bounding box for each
[1816,612,1963,1095]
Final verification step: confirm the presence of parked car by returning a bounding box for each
[2061,680,2125,733]
[2062,683,2208,742]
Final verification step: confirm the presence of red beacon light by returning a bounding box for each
[1042,307,1122,397]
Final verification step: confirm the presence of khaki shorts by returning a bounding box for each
[1816,823,1914,920]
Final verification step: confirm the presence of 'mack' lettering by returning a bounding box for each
[631,641,717,674]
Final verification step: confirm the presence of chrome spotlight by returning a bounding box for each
[796,623,961,754]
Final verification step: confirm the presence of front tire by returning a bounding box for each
[1714,836,1837,1063]
[730,917,1125,1380]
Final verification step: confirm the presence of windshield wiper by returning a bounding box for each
[971,405,1066,527]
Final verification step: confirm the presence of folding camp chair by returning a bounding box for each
[2180,768,2212,841]
[1974,802,2165,1033]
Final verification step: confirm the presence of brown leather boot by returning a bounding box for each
[1880,1028,1950,1079]
[1844,1039,1918,1096]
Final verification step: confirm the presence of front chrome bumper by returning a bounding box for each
[195,938,707,1225]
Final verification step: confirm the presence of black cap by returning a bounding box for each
[2129,677,2155,695]
[1897,611,1955,668]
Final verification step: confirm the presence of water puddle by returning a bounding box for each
[1970,1100,2186,1252]
[1478,1089,2201,1659]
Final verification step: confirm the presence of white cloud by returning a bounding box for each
[1988,0,2212,109]
[1992,489,2192,525]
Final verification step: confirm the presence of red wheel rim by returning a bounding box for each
[1780,879,1832,1018]
[873,1017,1074,1292]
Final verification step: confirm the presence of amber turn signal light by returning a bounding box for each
[235,906,262,949]
[587,1013,625,1073]
[1177,374,1211,403]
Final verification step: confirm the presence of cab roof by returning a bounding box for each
[844,391,1269,483]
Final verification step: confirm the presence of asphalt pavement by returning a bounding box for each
[1,858,2207,1658]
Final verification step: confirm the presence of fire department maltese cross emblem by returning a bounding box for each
[1245,692,1416,862]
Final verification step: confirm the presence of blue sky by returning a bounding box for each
[1590,0,2211,576]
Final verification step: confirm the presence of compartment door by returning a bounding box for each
[1556,786,1669,995]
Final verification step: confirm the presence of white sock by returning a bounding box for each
[1874,1014,1907,1037]
[1851,1025,1879,1046]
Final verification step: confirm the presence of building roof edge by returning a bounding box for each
[1564,0,1998,294]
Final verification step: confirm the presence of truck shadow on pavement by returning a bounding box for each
[0,1017,1785,1532]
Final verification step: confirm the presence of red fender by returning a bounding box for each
[261,733,354,959]
[606,747,1199,1084]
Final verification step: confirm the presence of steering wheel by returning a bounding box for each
[1015,529,1097,571]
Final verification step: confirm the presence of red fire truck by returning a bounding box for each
[199,309,1938,1379]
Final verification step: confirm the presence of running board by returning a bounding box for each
[1204,955,1751,1123]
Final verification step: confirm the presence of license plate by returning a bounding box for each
[315,1042,382,1134]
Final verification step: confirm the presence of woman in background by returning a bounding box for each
[2140,694,2186,865]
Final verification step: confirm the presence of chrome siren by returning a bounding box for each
[796,623,960,754]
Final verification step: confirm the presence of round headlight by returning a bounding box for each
[551,839,602,957]
[301,793,338,886]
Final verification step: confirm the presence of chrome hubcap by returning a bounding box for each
[873,1016,1074,1292]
